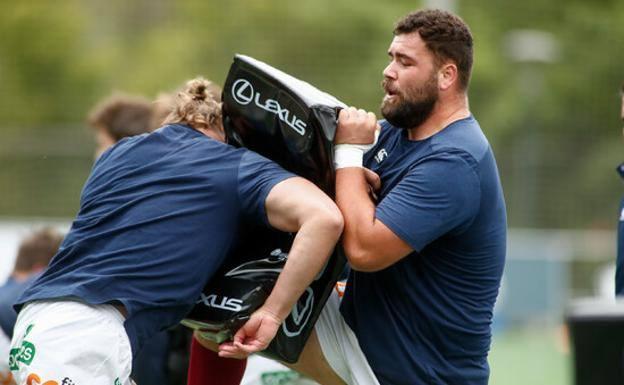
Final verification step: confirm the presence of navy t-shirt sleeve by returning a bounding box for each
[376,152,481,252]
[237,150,296,225]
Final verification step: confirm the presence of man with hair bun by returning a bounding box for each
[88,90,190,385]
[220,9,506,385]
[9,77,343,385]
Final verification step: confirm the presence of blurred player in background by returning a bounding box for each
[0,228,63,339]
[218,9,506,385]
[615,83,624,295]
[9,77,342,385]
[0,228,63,385]
[87,93,154,159]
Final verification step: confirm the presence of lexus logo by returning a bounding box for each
[282,287,314,337]
[229,77,307,136]
[231,79,254,105]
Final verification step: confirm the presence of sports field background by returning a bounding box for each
[1,1,623,384]
[490,327,570,385]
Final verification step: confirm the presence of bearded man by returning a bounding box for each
[219,9,507,385]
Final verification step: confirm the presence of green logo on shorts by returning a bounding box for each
[8,324,36,370]
[24,324,34,337]
[8,348,19,371]
[114,378,121,385]
[261,370,300,385]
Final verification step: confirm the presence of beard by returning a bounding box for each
[381,72,439,130]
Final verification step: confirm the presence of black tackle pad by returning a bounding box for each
[182,54,347,363]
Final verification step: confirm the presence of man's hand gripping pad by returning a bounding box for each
[182,54,347,363]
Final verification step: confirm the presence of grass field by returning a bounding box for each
[489,327,571,385]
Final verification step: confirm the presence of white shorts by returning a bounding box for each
[0,330,15,385]
[242,355,319,385]
[9,300,133,385]
[315,287,380,385]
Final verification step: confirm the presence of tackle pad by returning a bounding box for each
[182,54,347,363]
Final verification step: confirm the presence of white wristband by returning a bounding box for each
[334,144,365,169]
[333,128,381,169]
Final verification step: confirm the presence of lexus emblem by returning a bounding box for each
[282,287,314,337]
[231,79,254,105]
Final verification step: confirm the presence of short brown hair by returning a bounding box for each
[394,9,473,90]
[14,228,64,272]
[162,77,222,130]
[87,94,154,141]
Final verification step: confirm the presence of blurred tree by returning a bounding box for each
[0,0,622,228]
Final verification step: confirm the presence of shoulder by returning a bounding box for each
[236,148,294,184]
[426,116,491,172]
[432,116,489,157]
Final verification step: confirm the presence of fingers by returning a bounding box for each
[355,108,373,124]
[363,168,381,191]
[217,328,249,358]
[336,106,378,145]
[218,331,268,359]
[234,340,264,354]
[218,342,249,359]
[232,326,248,345]
[338,108,349,121]
[339,107,376,123]
[218,307,281,359]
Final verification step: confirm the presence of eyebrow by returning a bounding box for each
[388,51,414,61]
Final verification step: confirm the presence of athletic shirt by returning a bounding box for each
[16,124,294,355]
[0,276,39,338]
[340,116,507,385]
[615,163,624,295]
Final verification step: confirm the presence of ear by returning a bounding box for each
[437,63,458,91]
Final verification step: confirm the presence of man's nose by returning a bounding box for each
[383,61,398,80]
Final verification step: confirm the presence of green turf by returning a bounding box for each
[489,328,571,385]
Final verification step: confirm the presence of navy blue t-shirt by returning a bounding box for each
[615,163,624,295]
[16,124,294,355]
[0,275,39,338]
[340,117,507,385]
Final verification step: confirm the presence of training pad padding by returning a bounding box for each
[184,54,348,363]
[222,54,346,195]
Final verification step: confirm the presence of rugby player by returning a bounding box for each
[88,89,199,385]
[216,9,507,385]
[8,77,343,385]
[0,228,63,385]
[87,93,154,159]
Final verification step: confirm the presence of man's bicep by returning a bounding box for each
[264,177,335,233]
[237,151,295,226]
[375,156,480,251]
[362,218,414,270]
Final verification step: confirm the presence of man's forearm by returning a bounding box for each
[262,214,342,320]
[335,168,377,258]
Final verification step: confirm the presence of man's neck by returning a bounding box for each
[407,94,470,141]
